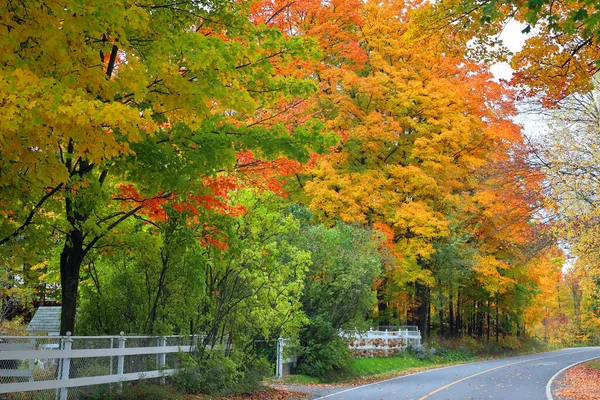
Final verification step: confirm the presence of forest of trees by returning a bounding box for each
[2,0,600,383]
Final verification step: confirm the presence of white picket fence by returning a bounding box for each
[0,332,197,399]
[342,327,421,357]
[0,333,289,399]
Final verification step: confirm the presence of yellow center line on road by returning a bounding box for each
[418,350,588,400]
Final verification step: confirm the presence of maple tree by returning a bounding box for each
[282,0,546,338]
[422,0,600,341]
[0,0,334,334]
[430,0,600,105]
[244,0,560,342]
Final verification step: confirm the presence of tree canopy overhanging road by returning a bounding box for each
[316,348,600,400]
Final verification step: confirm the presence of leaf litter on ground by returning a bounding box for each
[556,361,600,400]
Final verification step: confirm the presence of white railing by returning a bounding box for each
[341,327,421,357]
[1,333,290,397]
[0,332,197,399]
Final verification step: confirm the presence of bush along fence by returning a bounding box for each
[0,333,290,399]
[341,327,422,357]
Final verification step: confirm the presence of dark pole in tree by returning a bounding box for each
[486,299,490,343]
[449,290,455,337]
[456,289,461,338]
[413,282,429,341]
[495,300,500,343]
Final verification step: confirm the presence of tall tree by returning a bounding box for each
[295,0,536,337]
[0,0,332,334]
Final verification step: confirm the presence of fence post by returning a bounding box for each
[385,329,389,357]
[276,337,284,378]
[109,338,114,375]
[59,332,73,400]
[117,332,126,392]
[158,336,167,385]
[155,337,160,374]
[28,334,36,382]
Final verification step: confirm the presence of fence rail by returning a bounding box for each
[0,333,290,399]
[0,333,199,400]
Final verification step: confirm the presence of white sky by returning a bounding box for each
[489,19,550,140]
[489,19,529,81]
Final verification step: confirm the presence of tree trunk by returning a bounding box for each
[412,282,429,341]
[59,141,90,336]
[146,253,170,335]
[449,291,455,337]
[377,279,388,325]
[59,227,86,335]
[477,300,484,340]
[467,299,473,337]
[456,289,461,338]
[439,307,445,337]
[486,300,491,343]
[427,299,431,338]
[495,300,499,343]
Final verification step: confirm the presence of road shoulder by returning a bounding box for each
[551,360,600,400]
[269,383,356,399]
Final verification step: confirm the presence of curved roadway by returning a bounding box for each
[317,347,600,400]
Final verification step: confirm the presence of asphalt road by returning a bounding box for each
[315,347,600,400]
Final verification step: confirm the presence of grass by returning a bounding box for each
[585,359,600,370]
[281,336,557,386]
[350,354,444,376]
[283,374,324,385]
[282,350,479,385]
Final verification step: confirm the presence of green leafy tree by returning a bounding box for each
[291,216,383,376]
[78,190,310,348]
[194,191,310,353]
[0,0,332,334]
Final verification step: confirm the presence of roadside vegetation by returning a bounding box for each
[283,336,552,385]
[283,350,477,385]
[72,336,556,400]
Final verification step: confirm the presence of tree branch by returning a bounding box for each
[0,183,64,246]
[106,45,119,78]
[84,205,144,254]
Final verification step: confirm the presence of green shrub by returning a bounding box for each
[170,353,240,395]
[169,351,271,395]
[518,336,547,353]
[235,356,272,394]
[407,344,433,360]
[294,317,353,377]
[500,336,522,350]
[434,348,473,362]
[79,381,179,400]
[459,336,484,355]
